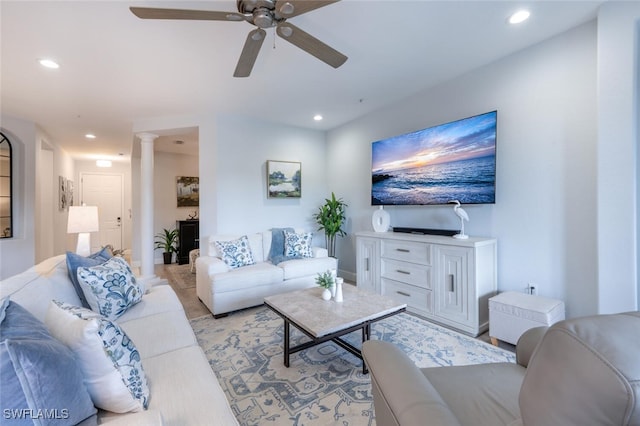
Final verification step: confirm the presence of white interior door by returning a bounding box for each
[81,173,123,253]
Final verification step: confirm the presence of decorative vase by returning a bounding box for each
[330,283,336,298]
[321,288,331,301]
[335,277,344,303]
[372,206,390,232]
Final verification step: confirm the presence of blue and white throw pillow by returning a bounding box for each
[45,301,149,413]
[215,235,256,269]
[283,230,313,258]
[77,256,144,320]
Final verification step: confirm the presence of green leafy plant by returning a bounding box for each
[154,228,179,254]
[315,270,335,289]
[313,192,347,258]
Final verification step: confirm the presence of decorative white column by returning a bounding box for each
[137,133,159,283]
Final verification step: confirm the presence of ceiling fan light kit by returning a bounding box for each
[130,0,347,77]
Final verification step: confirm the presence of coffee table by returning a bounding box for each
[264,285,406,374]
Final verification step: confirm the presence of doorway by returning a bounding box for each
[80,172,123,253]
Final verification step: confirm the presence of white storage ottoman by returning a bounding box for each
[489,291,565,345]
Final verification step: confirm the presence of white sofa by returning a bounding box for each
[0,254,238,426]
[196,230,338,317]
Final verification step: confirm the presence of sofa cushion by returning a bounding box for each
[66,247,113,308]
[211,262,283,293]
[119,310,198,360]
[45,301,150,413]
[0,255,83,322]
[77,256,144,320]
[214,235,256,269]
[136,346,239,426]
[0,300,97,425]
[279,256,338,281]
[283,230,313,258]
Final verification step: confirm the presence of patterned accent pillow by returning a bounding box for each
[77,256,144,320]
[45,301,149,413]
[215,235,256,269]
[283,230,313,258]
[66,247,113,308]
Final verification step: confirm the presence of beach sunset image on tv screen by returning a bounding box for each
[371,111,497,206]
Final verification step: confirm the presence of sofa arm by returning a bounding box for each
[312,246,329,258]
[515,326,548,368]
[362,341,462,426]
[195,256,230,275]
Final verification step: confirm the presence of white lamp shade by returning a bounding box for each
[67,206,99,233]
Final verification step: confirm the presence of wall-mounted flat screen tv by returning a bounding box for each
[371,110,497,206]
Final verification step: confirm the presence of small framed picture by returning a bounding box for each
[177,176,199,207]
[267,160,301,198]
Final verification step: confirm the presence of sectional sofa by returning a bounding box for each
[0,254,238,425]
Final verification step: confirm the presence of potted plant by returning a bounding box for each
[154,228,178,264]
[315,270,335,300]
[313,192,348,258]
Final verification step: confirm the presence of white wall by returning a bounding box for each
[327,22,599,318]
[196,115,329,255]
[595,2,639,314]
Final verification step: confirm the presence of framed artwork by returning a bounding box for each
[66,179,74,208]
[177,176,199,207]
[59,176,67,211]
[267,160,301,198]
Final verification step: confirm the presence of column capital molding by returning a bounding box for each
[136,132,158,143]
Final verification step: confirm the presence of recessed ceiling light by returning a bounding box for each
[39,59,59,69]
[85,134,96,139]
[509,10,530,24]
[313,114,323,121]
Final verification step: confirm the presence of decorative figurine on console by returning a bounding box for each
[449,200,469,239]
[187,210,198,220]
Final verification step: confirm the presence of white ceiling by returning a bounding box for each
[1,1,603,161]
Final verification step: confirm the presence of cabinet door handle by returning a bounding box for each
[365,258,370,272]
[396,248,410,253]
[396,291,411,297]
[449,274,455,292]
[396,270,410,275]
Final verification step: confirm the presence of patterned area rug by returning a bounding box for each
[164,264,195,289]
[191,306,515,426]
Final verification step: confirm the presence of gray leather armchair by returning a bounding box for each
[362,311,640,426]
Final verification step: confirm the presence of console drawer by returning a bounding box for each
[382,278,433,315]
[381,258,432,289]
[382,240,431,265]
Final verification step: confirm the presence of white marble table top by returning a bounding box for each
[264,285,406,338]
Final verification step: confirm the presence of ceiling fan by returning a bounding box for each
[130,0,347,77]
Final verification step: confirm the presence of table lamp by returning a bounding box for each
[67,205,99,256]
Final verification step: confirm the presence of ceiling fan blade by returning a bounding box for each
[129,7,247,22]
[275,0,340,18]
[234,28,267,78]
[276,23,347,69]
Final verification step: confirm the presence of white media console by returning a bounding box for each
[355,231,497,336]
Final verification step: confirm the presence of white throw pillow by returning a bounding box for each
[45,301,150,413]
[214,235,256,269]
[283,230,313,258]
[77,256,144,320]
